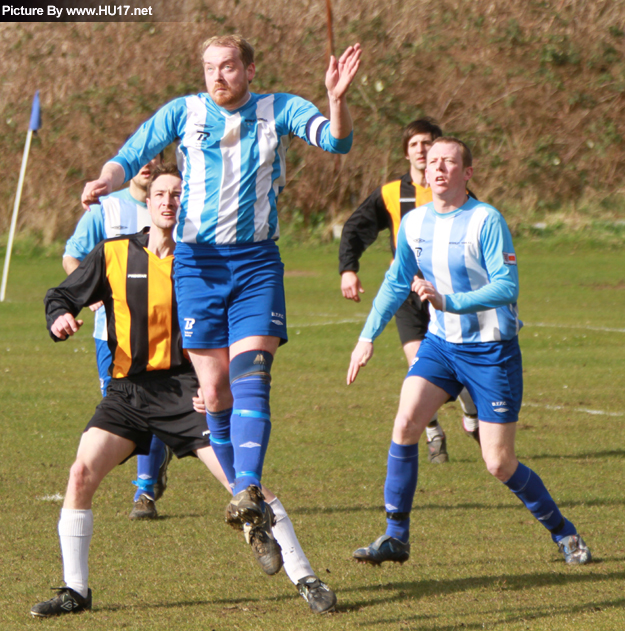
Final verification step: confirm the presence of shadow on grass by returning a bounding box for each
[92,572,625,622]
[525,449,625,460]
[95,590,306,613]
[291,497,625,517]
[341,570,625,615]
[350,595,625,629]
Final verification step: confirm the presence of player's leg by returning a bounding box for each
[187,347,234,484]
[397,294,448,464]
[32,428,135,618]
[463,338,590,565]
[228,335,280,494]
[263,488,337,614]
[130,436,172,519]
[95,337,171,518]
[459,387,480,443]
[94,338,112,397]
[194,445,335,612]
[221,241,287,527]
[354,375,451,565]
[479,421,590,563]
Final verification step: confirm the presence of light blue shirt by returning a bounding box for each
[360,198,522,344]
[64,188,150,340]
[110,92,353,245]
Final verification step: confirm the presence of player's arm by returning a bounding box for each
[347,222,417,383]
[45,243,109,342]
[63,205,106,311]
[62,256,81,275]
[339,187,389,302]
[81,163,126,210]
[325,43,361,141]
[81,99,183,209]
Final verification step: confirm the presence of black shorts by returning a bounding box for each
[85,370,210,459]
[394,291,430,345]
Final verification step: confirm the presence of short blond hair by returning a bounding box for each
[201,35,254,67]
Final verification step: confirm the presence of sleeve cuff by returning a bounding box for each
[328,130,353,154]
[108,157,131,183]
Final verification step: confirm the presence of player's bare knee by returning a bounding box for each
[392,413,419,443]
[67,460,97,498]
[200,374,232,412]
[483,454,516,481]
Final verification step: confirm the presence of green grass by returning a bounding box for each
[1,240,625,630]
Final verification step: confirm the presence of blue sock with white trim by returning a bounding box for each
[229,351,273,496]
[384,441,419,543]
[504,462,576,542]
[206,408,235,486]
[133,435,166,501]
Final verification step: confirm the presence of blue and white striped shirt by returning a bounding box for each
[360,198,522,344]
[111,92,353,245]
[64,188,150,340]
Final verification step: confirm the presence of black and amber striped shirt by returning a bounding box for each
[339,173,476,274]
[45,230,189,379]
[339,173,430,274]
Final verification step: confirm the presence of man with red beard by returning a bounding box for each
[81,35,361,572]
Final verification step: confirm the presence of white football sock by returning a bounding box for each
[269,497,314,586]
[425,413,444,441]
[458,388,477,417]
[463,414,479,432]
[58,508,93,598]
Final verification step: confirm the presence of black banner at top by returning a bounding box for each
[0,0,179,22]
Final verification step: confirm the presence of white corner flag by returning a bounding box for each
[1,90,41,302]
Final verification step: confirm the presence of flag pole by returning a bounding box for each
[1,91,40,302]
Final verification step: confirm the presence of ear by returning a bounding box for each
[464,166,473,182]
[247,62,256,83]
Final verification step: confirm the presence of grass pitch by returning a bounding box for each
[1,239,624,630]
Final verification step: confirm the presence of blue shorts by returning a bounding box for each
[174,240,287,349]
[407,334,523,423]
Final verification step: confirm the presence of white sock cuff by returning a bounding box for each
[268,497,287,522]
[463,415,479,432]
[58,509,94,538]
[426,423,444,441]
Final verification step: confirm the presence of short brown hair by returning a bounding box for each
[201,35,255,67]
[430,136,473,168]
[146,163,181,198]
[402,117,443,157]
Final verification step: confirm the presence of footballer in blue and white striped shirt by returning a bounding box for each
[81,34,361,576]
[349,137,591,567]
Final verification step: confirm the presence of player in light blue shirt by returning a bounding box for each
[64,155,174,520]
[348,137,591,567]
[81,34,361,571]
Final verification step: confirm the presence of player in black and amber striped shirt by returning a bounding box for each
[46,226,185,379]
[35,165,336,619]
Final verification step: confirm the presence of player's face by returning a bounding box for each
[146,174,182,231]
[203,45,256,110]
[131,156,163,191]
[405,132,434,173]
[425,142,473,198]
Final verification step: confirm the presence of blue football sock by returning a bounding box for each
[504,462,576,542]
[384,441,419,543]
[229,351,273,496]
[206,408,235,486]
[133,435,166,501]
